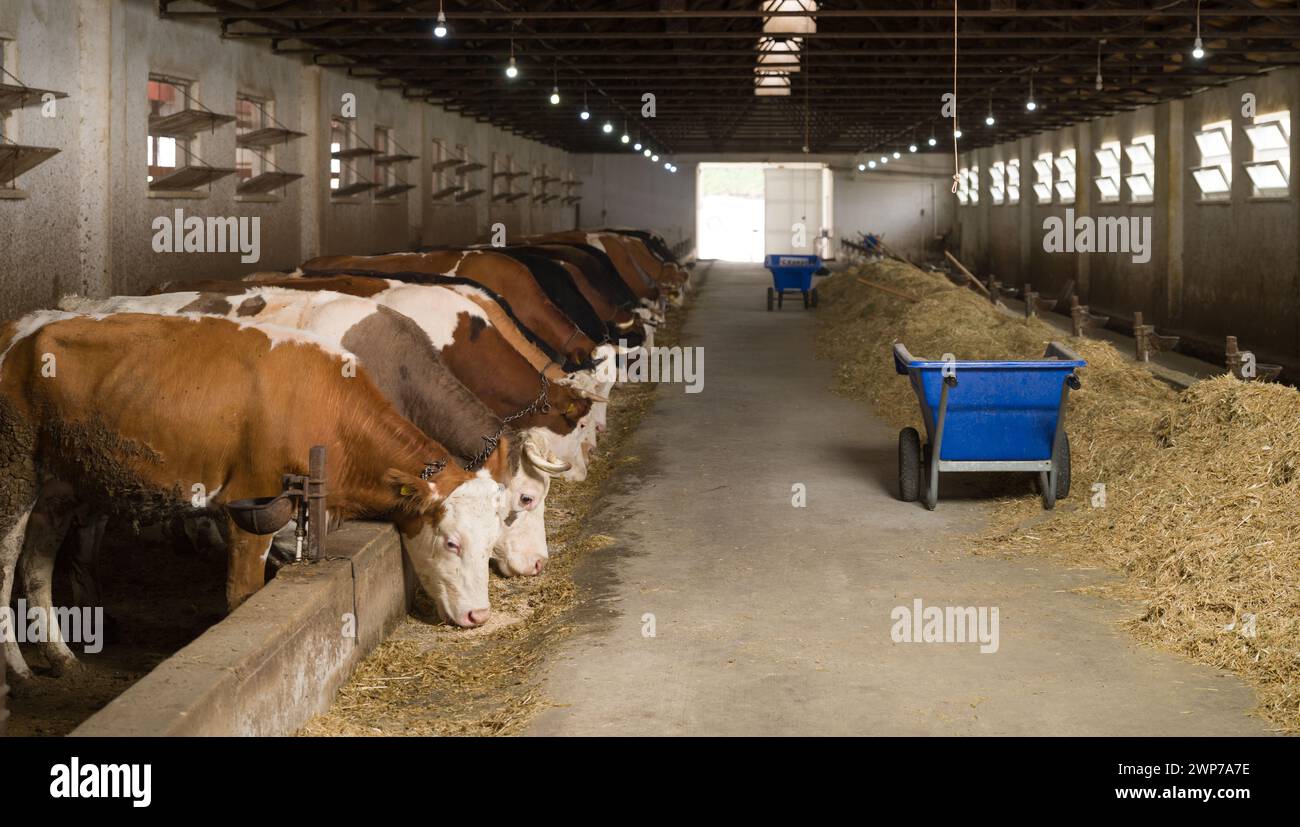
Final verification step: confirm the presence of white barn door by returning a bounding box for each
[763,166,824,257]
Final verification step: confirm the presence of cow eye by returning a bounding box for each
[520,495,535,507]
[446,538,462,555]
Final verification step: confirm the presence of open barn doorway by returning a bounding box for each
[696,162,832,262]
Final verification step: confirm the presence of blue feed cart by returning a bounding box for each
[893,342,1086,510]
[764,253,822,311]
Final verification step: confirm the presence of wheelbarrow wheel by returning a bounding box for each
[898,427,921,502]
[1055,431,1071,500]
[766,287,774,312]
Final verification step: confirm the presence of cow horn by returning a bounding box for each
[574,387,610,403]
[616,318,636,330]
[523,440,571,475]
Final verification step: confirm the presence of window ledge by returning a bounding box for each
[1195,198,1232,205]
[329,196,364,204]
[0,188,30,200]
[235,194,284,204]
[372,198,402,206]
[1247,194,1292,203]
[148,189,209,200]
[1126,200,1155,206]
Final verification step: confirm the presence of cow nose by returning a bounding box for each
[468,608,492,626]
[596,421,607,433]
[532,558,546,575]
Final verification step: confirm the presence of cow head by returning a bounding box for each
[389,473,507,627]
[541,382,593,436]
[492,438,571,577]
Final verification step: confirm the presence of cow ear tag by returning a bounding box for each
[400,485,416,496]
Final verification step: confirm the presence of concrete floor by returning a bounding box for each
[527,262,1271,736]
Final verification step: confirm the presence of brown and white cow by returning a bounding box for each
[146,275,601,480]
[59,288,574,577]
[301,251,603,373]
[0,312,509,681]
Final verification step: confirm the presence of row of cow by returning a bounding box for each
[0,228,692,686]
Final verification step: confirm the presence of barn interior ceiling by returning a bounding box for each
[163,1,1300,156]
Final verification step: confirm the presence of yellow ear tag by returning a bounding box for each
[566,403,577,416]
[400,485,416,496]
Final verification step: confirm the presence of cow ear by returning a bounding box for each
[385,469,440,515]
[483,436,512,483]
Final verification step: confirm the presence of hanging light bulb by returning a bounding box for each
[549,63,560,104]
[880,156,889,165]
[643,148,652,157]
[602,121,613,134]
[954,128,963,139]
[664,161,672,169]
[857,162,866,172]
[634,141,642,151]
[1095,39,1105,91]
[652,154,659,162]
[621,120,630,143]
[893,151,901,159]
[1192,0,1205,59]
[985,96,995,127]
[1026,69,1037,111]
[868,160,877,169]
[580,88,590,120]
[928,135,937,147]
[433,1,449,38]
[504,28,518,79]
[909,142,918,153]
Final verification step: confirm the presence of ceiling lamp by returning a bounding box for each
[909,142,918,153]
[602,121,614,134]
[1192,0,1205,59]
[504,29,518,79]
[580,88,590,120]
[644,148,652,157]
[433,0,449,38]
[868,160,877,169]
[1026,69,1037,111]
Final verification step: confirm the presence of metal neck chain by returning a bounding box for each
[464,426,505,472]
[500,373,552,427]
[419,459,446,481]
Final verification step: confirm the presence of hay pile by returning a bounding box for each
[817,259,1300,731]
[299,284,695,736]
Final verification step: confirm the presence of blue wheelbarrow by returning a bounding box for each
[893,342,1086,510]
[764,253,822,311]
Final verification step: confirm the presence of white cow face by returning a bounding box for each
[493,464,550,577]
[401,477,506,627]
[528,421,592,482]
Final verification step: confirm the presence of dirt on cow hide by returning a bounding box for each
[298,275,701,737]
[5,524,226,736]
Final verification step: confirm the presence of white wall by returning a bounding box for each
[0,0,579,318]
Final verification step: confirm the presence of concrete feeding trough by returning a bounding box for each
[1132,311,1179,363]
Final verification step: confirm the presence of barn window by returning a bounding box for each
[1033,152,1053,204]
[454,144,486,201]
[431,138,460,202]
[147,78,188,184]
[1125,135,1155,202]
[235,95,270,182]
[1192,119,1232,200]
[956,165,969,205]
[1093,140,1121,203]
[989,161,1005,205]
[329,117,383,198]
[1006,159,1021,205]
[373,126,394,188]
[1054,149,1076,204]
[967,164,980,204]
[1243,110,1290,198]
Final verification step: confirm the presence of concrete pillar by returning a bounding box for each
[298,64,322,261]
[76,0,113,297]
[1075,124,1092,298]
[1165,98,1184,320]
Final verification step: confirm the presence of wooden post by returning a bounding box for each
[308,444,328,559]
[943,250,992,296]
[1070,296,1085,337]
[1023,283,1038,318]
[1134,311,1150,362]
[1226,335,1242,378]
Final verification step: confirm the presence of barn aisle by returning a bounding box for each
[527,262,1270,736]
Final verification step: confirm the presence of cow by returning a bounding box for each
[0,312,511,682]
[58,288,575,577]
[144,275,600,480]
[506,244,648,345]
[301,251,602,373]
